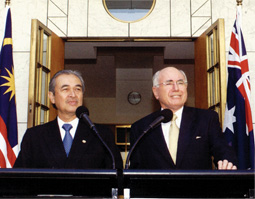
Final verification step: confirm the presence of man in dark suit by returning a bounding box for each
[14,70,123,169]
[130,67,238,170]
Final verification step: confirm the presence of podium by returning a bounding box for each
[123,170,255,198]
[0,169,119,198]
[0,169,254,198]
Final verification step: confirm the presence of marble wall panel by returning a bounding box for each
[191,0,211,16]
[11,0,48,52]
[191,0,212,36]
[130,0,170,37]
[48,18,67,37]
[88,0,129,37]
[0,6,7,43]
[13,53,29,123]
[212,0,238,51]
[48,0,68,36]
[68,0,88,37]
[17,123,27,150]
[13,53,30,143]
[171,0,191,36]
[241,0,255,52]
[48,0,68,15]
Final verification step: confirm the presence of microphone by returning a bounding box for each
[76,106,116,169]
[125,109,173,169]
[143,109,173,134]
[76,106,95,129]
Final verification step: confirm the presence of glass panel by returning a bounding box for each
[208,72,212,106]
[36,67,40,102]
[214,29,218,64]
[104,0,154,22]
[40,108,45,124]
[42,33,48,66]
[41,70,47,105]
[37,29,42,62]
[211,71,215,105]
[35,106,39,125]
[210,34,214,66]
[215,67,219,103]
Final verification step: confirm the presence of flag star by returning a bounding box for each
[223,105,236,133]
[0,67,16,101]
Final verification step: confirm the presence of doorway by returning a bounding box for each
[64,40,195,125]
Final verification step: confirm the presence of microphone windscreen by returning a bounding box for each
[76,106,89,118]
[160,109,173,123]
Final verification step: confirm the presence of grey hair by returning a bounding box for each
[49,69,85,94]
[152,70,161,87]
[152,68,188,87]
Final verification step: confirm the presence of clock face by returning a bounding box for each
[128,91,141,105]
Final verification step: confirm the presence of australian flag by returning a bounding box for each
[0,7,18,168]
[223,6,254,170]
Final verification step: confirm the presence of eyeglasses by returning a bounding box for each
[156,80,188,87]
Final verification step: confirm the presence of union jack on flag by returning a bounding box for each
[0,7,18,168]
[223,6,254,170]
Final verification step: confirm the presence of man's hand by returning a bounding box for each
[217,159,237,170]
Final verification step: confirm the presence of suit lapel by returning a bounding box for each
[143,110,175,167]
[42,119,67,167]
[176,106,196,166]
[67,121,92,158]
[42,119,93,168]
[149,123,175,167]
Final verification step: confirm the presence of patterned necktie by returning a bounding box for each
[62,124,73,157]
[168,114,179,164]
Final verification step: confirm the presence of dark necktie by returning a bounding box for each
[62,124,73,157]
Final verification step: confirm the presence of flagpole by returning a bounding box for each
[236,0,242,6]
[5,0,10,6]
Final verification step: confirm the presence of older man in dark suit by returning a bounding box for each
[130,67,237,170]
[14,70,122,169]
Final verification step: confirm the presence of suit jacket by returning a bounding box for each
[130,106,238,170]
[14,119,123,169]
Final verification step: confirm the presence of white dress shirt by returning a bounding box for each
[57,117,79,140]
[161,107,183,149]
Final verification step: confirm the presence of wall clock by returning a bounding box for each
[128,91,141,105]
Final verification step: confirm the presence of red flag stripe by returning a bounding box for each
[0,150,6,168]
[0,116,16,167]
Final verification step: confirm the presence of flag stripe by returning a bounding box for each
[0,151,6,168]
[3,38,12,46]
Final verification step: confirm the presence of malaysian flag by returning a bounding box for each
[0,7,18,168]
[223,6,254,170]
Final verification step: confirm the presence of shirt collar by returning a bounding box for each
[57,117,79,139]
[161,106,184,128]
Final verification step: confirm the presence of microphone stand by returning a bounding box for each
[76,106,116,170]
[124,128,150,169]
[91,125,116,170]
[125,109,173,169]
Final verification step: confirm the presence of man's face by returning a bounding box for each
[49,74,83,121]
[152,67,188,113]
